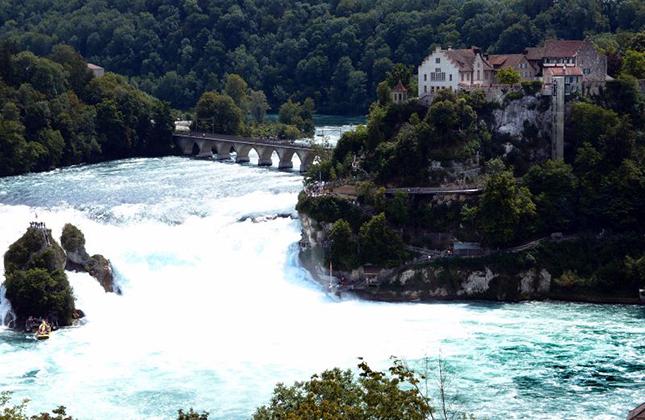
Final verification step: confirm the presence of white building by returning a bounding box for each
[418,46,495,101]
[87,63,104,77]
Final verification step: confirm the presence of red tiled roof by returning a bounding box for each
[444,49,476,71]
[443,48,494,72]
[544,66,583,77]
[393,81,407,92]
[524,47,544,61]
[543,39,583,58]
[488,54,523,69]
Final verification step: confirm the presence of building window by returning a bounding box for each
[436,57,441,64]
[460,73,464,82]
[424,74,427,81]
[477,70,480,80]
[424,85,427,93]
[449,74,452,81]
[431,73,435,81]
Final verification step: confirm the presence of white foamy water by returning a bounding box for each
[0,156,643,420]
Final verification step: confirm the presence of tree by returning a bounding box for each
[224,73,248,111]
[328,219,358,271]
[376,81,392,106]
[387,191,410,226]
[478,169,536,246]
[496,68,521,86]
[524,159,578,232]
[248,90,269,123]
[386,63,414,89]
[252,360,432,420]
[4,268,75,326]
[0,391,75,420]
[359,213,406,267]
[194,91,243,135]
[622,50,645,79]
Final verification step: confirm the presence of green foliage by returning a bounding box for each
[329,219,359,271]
[625,255,645,288]
[521,81,543,95]
[358,213,406,268]
[224,74,248,111]
[60,223,87,258]
[4,268,75,325]
[253,359,432,420]
[248,91,269,123]
[386,64,414,90]
[194,92,243,135]
[477,168,536,247]
[278,99,315,136]
[0,391,75,420]
[387,191,410,226]
[504,90,525,103]
[0,43,175,177]
[4,228,66,273]
[622,50,645,79]
[376,81,392,106]
[5,0,641,114]
[523,159,578,233]
[176,409,208,420]
[332,125,367,166]
[496,68,521,86]
[296,194,369,232]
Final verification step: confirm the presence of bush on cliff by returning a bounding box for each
[358,213,407,268]
[4,228,65,273]
[296,193,369,232]
[4,268,75,326]
[60,223,90,270]
[328,219,359,271]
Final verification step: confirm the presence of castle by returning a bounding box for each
[417,37,608,101]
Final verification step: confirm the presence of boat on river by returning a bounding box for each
[35,321,51,340]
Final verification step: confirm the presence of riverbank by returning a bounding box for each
[298,213,645,305]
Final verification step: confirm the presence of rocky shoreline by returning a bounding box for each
[298,214,644,305]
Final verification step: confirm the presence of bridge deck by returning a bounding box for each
[173,131,325,151]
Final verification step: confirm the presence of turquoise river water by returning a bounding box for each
[0,130,643,419]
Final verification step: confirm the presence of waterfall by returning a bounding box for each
[0,284,16,328]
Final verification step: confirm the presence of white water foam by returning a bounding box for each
[0,158,643,420]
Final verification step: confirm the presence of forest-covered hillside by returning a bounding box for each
[0,43,175,177]
[2,0,644,114]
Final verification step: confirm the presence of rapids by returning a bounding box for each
[0,147,643,419]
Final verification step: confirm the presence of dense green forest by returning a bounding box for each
[0,43,175,177]
[2,0,644,114]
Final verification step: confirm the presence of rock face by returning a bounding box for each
[60,223,119,294]
[3,226,75,327]
[61,223,91,271]
[493,95,552,139]
[89,254,119,294]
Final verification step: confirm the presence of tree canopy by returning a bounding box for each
[2,0,644,114]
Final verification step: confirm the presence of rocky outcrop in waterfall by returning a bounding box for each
[3,225,76,328]
[60,223,120,294]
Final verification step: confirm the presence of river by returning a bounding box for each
[0,124,643,419]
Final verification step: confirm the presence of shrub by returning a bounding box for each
[4,268,75,325]
[521,81,543,95]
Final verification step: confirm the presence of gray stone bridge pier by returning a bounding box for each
[174,133,319,173]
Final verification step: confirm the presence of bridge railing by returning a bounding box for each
[174,130,326,150]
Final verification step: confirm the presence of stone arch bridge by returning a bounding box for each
[174,132,323,173]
